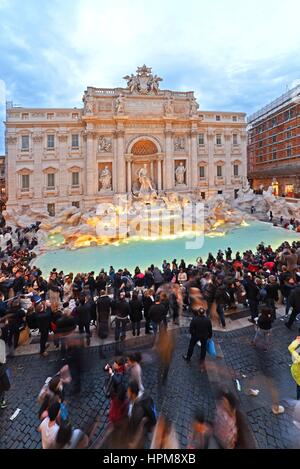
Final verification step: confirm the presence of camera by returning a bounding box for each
[103,363,112,372]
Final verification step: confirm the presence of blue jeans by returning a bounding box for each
[249,299,259,321]
[151,320,162,336]
[216,304,226,327]
[115,318,127,341]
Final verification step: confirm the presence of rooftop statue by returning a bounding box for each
[123,65,162,95]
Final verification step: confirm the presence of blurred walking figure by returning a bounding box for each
[155,328,176,389]
[252,307,273,351]
[213,390,256,448]
[188,410,219,449]
[150,415,179,449]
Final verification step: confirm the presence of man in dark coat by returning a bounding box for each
[183,308,212,370]
[97,290,112,339]
[286,284,300,329]
[36,301,51,357]
[113,293,130,342]
[76,294,91,346]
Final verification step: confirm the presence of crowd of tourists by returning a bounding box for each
[1,219,300,448]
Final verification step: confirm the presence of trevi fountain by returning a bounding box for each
[3,175,300,274]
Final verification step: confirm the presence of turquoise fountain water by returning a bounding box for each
[34,221,299,275]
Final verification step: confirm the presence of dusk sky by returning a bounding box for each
[1,0,300,152]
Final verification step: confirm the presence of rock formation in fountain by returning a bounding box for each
[4,186,299,253]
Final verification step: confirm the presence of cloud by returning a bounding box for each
[0,0,299,152]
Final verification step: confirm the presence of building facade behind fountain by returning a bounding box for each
[5,65,247,215]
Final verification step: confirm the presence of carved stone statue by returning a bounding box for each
[174,136,185,151]
[138,164,155,195]
[190,98,199,116]
[98,136,112,153]
[99,166,112,191]
[115,95,125,114]
[85,97,94,114]
[164,99,173,115]
[123,65,163,95]
[241,176,252,194]
[148,74,162,94]
[175,162,186,185]
[123,74,139,93]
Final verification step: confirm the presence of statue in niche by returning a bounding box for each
[175,162,186,185]
[137,164,155,196]
[99,166,112,191]
[115,95,125,114]
[164,99,173,115]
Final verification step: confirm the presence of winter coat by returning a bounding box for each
[129,299,143,322]
[189,315,212,340]
[289,286,300,312]
[142,296,154,320]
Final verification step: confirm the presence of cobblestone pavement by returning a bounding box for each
[1,319,300,449]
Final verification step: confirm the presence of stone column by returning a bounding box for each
[6,135,18,208]
[116,130,126,193]
[85,129,95,197]
[157,156,162,191]
[32,133,43,202]
[240,131,247,180]
[126,156,132,192]
[58,133,68,199]
[207,129,215,195]
[150,161,154,179]
[190,128,198,189]
[224,129,232,194]
[186,134,192,188]
[164,128,173,190]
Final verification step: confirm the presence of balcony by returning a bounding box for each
[198,177,208,186]
[17,188,34,199]
[231,145,241,155]
[198,145,208,155]
[231,175,242,184]
[68,184,83,196]
[42,186,59,197]
[17,150,34,161]
[215,176,225,186]
[214,145,225,155]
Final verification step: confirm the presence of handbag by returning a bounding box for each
[206,339,217,358]
[18,326,30,346]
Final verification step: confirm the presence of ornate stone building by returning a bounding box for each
[5,65,247,215]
